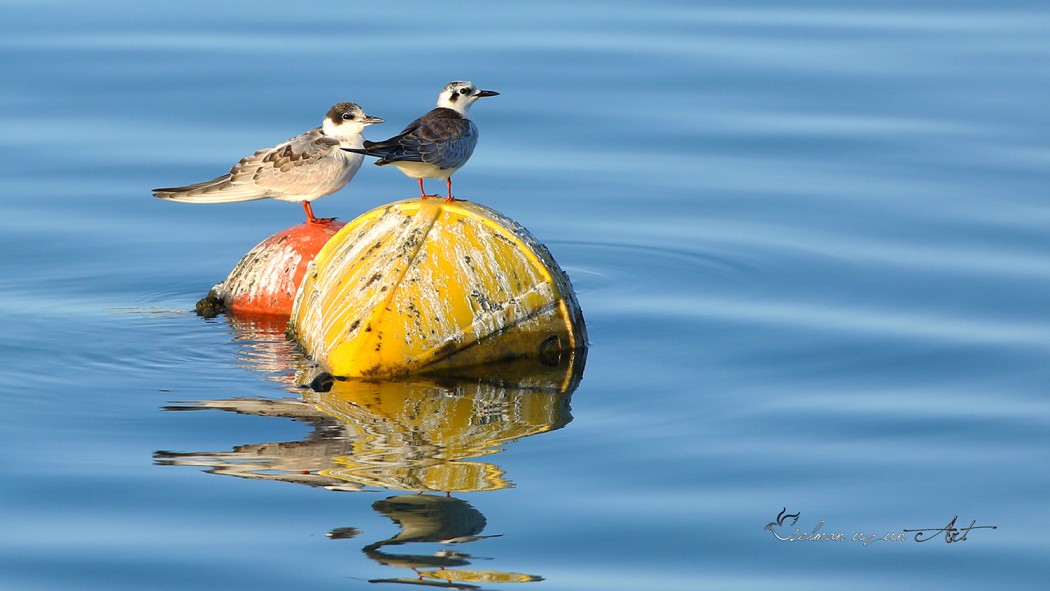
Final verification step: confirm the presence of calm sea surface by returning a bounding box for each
[2,1,1049,589]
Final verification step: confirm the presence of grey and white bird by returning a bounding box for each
[344,81,498,202]
[153,103,383,224]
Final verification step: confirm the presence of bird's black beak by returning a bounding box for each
[363,115,384,124]
[476,89,500,98]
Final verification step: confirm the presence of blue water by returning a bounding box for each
[2,1,1049,588]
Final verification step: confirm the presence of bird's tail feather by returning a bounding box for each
[342,141,398,157]
[152,174,268,203]
[341,144,419,166]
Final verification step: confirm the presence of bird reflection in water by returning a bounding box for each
[155,312,583,586]
[339,493,542,588]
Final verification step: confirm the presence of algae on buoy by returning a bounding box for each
[290,199,586,378]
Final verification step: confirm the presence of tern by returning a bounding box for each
[153,102,383,224]
[344,81,498,202]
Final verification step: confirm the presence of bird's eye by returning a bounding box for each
[459,87,470,95]
[342,113,355,120]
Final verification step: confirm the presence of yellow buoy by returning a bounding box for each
[289,199,586,377]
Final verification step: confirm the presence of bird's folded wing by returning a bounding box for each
[413,118,478,170]
[231,129,344,195]
[153,129,343,202]
[364,112,478,170]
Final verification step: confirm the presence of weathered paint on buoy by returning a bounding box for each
[290,199,587,377]
[209,220,345,316]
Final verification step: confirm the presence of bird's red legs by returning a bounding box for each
[444,177,458,202]
[419,178,441,200]
[419,177,457,201]
[302,201,334,224]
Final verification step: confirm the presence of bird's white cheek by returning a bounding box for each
[322,119,342,136]
[323,120,368,140]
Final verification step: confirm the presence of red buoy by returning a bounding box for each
[206,219,346,317]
